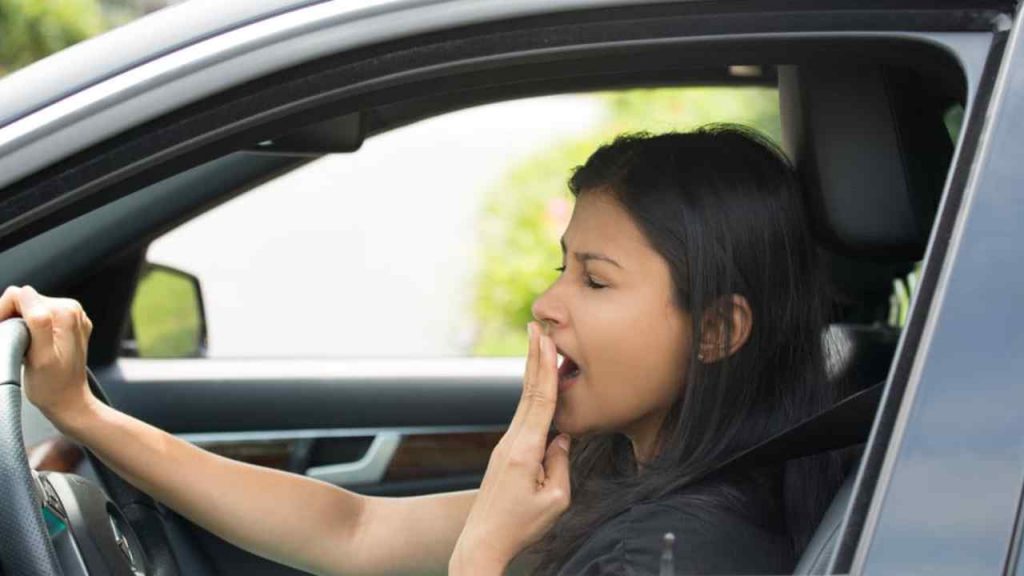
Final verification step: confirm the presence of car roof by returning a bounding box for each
[1,0,1007,130]
[0,0,386,127]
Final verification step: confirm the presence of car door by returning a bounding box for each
[2,2,1018,576]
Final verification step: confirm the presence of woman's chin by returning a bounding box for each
[553,406,589,438]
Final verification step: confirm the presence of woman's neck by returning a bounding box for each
[630,437,663,467]
[625,410,669,466]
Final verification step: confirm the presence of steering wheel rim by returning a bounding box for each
[0,318,191,576]
[0,318,64,575]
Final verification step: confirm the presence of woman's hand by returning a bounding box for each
[0,285,97,429]
[450,321,572,575]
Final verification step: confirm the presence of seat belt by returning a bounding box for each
[711,380,884,476]
[653,381,884,574]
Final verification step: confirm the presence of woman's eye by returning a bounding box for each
[553,266,606,290]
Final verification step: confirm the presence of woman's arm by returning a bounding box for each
[59,396,476,576]
[2,285,474,576]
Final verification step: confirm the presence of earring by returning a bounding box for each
[697,351,705,362]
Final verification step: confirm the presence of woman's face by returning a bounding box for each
[531,189,693,457]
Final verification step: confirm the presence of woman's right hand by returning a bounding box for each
[0,285,97,430]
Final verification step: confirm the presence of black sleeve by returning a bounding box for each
[556,502,794,576]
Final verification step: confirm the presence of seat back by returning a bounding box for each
[794,469,857,575]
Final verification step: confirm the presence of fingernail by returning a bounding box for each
[556,434,570,451]
[527,322,534,339]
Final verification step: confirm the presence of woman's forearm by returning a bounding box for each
[57,392,367,574]
[57,391,474,575]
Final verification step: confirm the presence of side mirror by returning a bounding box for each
[121,263,208,358]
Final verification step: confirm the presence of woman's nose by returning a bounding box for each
[531,283,566,333]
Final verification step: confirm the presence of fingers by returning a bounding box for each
[0,285,20,321]
[526,321,540,388]
[0,286,91,365]
[541,434,571,507]
[51,297,90,355]
[15,286,56,365]
[506,321,541,438]
[519,329,558,442]
[51,298,82,330]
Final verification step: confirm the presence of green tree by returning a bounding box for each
[472,87,781,356]
[0,0,106,76]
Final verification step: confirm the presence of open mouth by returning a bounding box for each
[556,349,582,389]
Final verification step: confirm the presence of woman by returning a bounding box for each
[0,124,842,575]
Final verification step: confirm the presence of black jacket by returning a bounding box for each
[555,482,795,575]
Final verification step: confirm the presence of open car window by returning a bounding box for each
[127,86,782,360]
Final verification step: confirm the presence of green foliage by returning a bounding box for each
[0,0,105,75]
[888,260,923,329]
[472,87,781,356]
[943,103,965,143]
[131,266,203,358]
[601,87,781,142]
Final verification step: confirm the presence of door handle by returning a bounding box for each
[305,431,401,486]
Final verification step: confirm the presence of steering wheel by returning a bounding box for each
[0,318,185,576]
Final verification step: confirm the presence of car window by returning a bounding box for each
[125,86,781,359]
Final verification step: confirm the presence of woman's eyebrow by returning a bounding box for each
[560,236,623,269]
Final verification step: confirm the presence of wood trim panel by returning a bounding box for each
[202,439,299,471]
[191,429,506,481]
[384,431,503,482]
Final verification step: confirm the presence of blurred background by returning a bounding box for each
[2,0,781,360]
[0,0,178,75]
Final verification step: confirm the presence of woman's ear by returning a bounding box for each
[697,294,752,363]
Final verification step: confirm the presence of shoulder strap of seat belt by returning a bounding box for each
[710,380,884,477]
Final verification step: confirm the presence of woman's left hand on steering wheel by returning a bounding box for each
[449,321,572,575]
[0,285,95,426]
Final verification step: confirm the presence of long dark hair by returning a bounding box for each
[530,125,844,573]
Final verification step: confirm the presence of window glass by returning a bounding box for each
[944,102,965,142]
[136,87,781,359]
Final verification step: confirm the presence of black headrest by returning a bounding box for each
[778,64,955,261]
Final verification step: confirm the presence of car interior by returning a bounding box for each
[0,5,984,575]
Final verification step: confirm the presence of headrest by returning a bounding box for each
[778,64,955,261]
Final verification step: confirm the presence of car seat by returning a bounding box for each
[777,60,958,573]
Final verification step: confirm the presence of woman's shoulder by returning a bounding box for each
[556,487,795,576]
